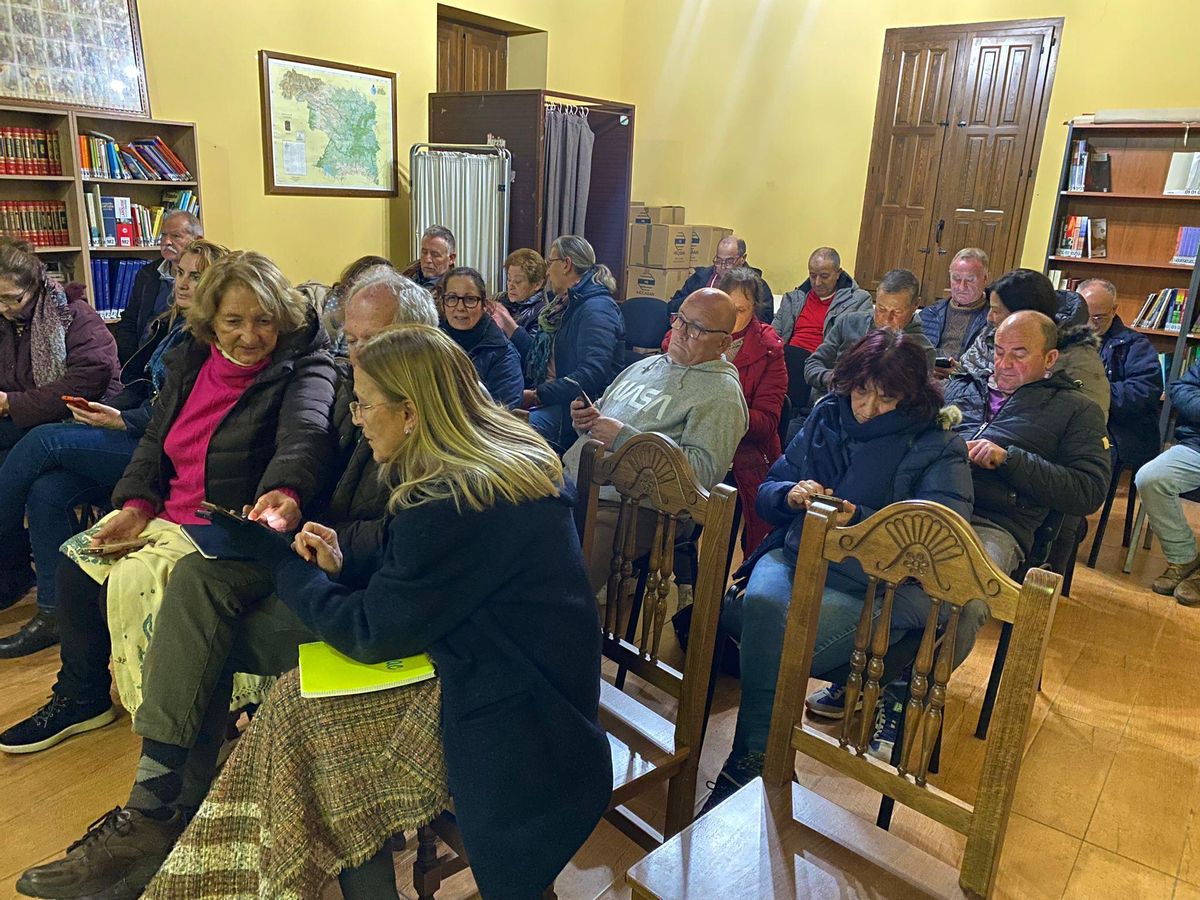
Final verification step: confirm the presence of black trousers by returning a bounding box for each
[52,554,113,705]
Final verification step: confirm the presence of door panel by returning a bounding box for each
[464,28,507,92]
[853,37,958,295]
[437,21,463,92]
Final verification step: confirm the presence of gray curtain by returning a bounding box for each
[543,106,595,254]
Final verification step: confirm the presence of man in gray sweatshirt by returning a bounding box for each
[564,289,750,590]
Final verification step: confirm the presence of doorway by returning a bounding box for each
[436,6,546,93]
[853,19,1062,301]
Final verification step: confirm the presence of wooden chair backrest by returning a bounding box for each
[761,498,1060,896]
[578,433,738,713]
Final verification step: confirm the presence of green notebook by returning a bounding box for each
[297,641,436,699]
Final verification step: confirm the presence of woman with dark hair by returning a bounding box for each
[438,266,524,408]
[706,328,974,806]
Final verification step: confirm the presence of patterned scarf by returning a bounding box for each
[524,288,571,385]
[29,279,71,387]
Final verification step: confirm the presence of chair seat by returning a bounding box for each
[600,680,683,799]
[625,777,969,900]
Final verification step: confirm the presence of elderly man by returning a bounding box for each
[945,310,1110,662]
[803,268,933,393]
[669,235,774,322]
[919,247,991,366]
[403,224,457,290]
[3,267,441,899]
[1081,278,1162,475]
[115,210,202,362]
[563,288,749,591]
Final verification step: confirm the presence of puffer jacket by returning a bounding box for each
[1169,360,1200,454]
[669,264,775,322]
[113,312,338,515]
[945,370,1112,556]
[919,297,990,356]
[772,271,871,344]
[1101,316,1162,468]
[441,318,524,409]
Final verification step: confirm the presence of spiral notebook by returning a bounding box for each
[297,641,436,699]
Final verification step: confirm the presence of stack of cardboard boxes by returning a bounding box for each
[625,202,733,301]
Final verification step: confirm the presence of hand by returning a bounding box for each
[0,391,8,417]
[204,508,294,566]
[91,508,150,548]
[521,389,539,410]
[966,439,1008,469]
[69,401,124,430]
[490,303,518,337]
[786,480,827,511]
[245,490,301,532]
[834,501,858,526]
[292,521,344,576]
[570,397,600,432]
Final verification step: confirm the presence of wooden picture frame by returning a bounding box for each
[0,0,150,116]
[258,50,398,197]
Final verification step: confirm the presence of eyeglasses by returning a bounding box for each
[0,288,29,308]
[1088,313,1110,324]
[443,294,483,309]
[546,255,567,266]
[349,399,395,419]
[712,255,743,268]
[670,312,730,340]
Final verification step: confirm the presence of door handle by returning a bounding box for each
[918,247,931,254]
[934,219,945,245]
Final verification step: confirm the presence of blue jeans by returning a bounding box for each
[725,548,932,757]
[0,422,138,611]
[1135,444,1200,564]
[529,404,566,451]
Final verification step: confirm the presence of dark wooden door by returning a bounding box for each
[854,19,1060,300]
[437,20,507,93]
[437,22,463,93]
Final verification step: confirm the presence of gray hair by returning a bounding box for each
[164,209,203,236]
[347,265,438,327]
[422,225,456,255]
[809,246,841,269]
[1079,277,1117,302]
[718,234,747,257]
[550,234,617,293]
[877,268,921,306]
[951,246,989,270]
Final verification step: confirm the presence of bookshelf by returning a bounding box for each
[0,103,202,320]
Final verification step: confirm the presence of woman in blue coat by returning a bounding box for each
[438,266,524,408]
[708,329,974,808]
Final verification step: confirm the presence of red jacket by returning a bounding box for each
[663,320,787,552]
[1,282,122,428]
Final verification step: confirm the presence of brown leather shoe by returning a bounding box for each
[15,806,185,899]
[1152,556,1200,595]
[1176,574,1200,607]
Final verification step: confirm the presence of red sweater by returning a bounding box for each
[787,290,833,352]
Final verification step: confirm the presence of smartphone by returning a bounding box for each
[577,389,594,408]
[934,357,953,369]
[91,537,148,557]
[197,500,273,530]
[61,395,92,410]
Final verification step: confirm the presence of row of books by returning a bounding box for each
[1171,226,1200,266]
[1161,346,1200,386]
[84,186,199,248]
[1165,153,1200,196]
[1132,288,1196,333]
[0,200,70,246]
[91,257,147,319]
[1066,139,1111,193]
[0,127,64,175]
[79,132,193,182]
[1046,271,1081,291]
[1056,215,1108,258]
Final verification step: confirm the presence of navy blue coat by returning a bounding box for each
[1100,315,1162,468]
[1170,361,1200,453]
[442,318,524,409]
[669,264,774,322]
[272,492,611,900]
[919,298,989,357]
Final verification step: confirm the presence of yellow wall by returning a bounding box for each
[619,0,1200,292]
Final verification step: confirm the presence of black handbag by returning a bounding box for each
[671,581,743,678]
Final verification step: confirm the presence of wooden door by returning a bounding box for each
[853,36,959,294]
[437,21,463,93]
[922,27,1049,302]
[437,20,507,92]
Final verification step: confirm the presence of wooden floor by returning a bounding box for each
[2,478,1199,899]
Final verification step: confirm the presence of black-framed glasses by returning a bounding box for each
[712,254,743,268]
[670,312,730,340]
[443,294,483,309]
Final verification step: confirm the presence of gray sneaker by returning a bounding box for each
[1153,556,1200,595]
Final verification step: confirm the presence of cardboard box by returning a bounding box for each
[628,223,691,268]
[625,266,690,300]
[689,225,734,267]
[628,203,649,225]
[629,204,685,225]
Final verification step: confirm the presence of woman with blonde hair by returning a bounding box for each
[0,238,228,657]
[130,324,610,900]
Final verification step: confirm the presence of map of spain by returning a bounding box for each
[266,57,394,193]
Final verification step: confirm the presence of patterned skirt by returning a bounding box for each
[144,670,448,899]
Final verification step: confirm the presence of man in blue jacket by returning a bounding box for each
[668,235,774,322]
[919,247,991,370]
[1081,278,1162,474]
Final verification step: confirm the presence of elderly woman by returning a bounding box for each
[438,266,524,408]
[0,250,337,758]
[0,237,121,460]
[490,247,548,364]
[524,235,625,450]
[706,329,974,807]
[17,325,619,900]
[0,240,227,657]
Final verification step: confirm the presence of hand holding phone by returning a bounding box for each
[61,395,92,411]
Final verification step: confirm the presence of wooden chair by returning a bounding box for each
[412,433,738,898]
[626,498,1060,899]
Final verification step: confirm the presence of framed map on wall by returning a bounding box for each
[0,0,149,115]
[259,50,398,197]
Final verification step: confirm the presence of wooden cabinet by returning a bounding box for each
[437,20,507,93]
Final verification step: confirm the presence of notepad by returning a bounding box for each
[297,641,436,699]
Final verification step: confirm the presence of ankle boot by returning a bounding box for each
[0,563,35,611]
[0,609,59,658]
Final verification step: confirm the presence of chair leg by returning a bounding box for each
[1087,465,1123,567]
[1122,479,1139,548]
[613,566,649,692]
[1062,522,1083,597]
[413,826,443,900]
[1123,504,1148,574]
[974,621,1013,740]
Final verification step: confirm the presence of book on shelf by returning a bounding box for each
[1171,226,1200,266]
[0,127,63,175]
[1087,217,1107,258]
[0,200,70,246]
[1057,215,1096,258]
[1068,139,1089,192]
[90,257,148,319]
[87,186,200,249]
[80,132,193,181]
[1048,268,1063,289]
[1134,287,1193,332]
[1164,152,1200,196]
[1085,152,1111,193]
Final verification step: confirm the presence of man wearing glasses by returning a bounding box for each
[562,288,749,591]
[919,247,991,376]
[669,235,774,322]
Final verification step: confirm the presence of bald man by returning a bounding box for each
[563,289,749,590]
[669,235,774,322]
